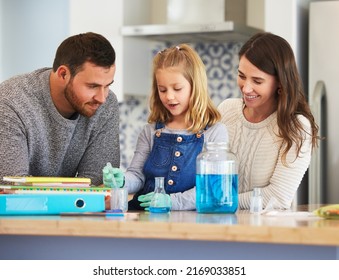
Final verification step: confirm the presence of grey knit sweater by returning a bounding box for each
[0,68,120,185]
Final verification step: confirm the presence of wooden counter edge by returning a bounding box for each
[1,218,339,247]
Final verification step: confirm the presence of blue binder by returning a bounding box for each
[0,193,105,215]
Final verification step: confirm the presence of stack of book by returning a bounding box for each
[1,176,111,194]
[0,176,109,215]
[3,176,91,187]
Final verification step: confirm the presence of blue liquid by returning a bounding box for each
[149,207,171,213]
[196,174,238,213]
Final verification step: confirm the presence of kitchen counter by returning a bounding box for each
[1,205,339,260]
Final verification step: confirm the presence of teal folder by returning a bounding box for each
[0,193,105,215]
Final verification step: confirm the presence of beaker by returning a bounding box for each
[110,187,128,212]
[149,177,171,213]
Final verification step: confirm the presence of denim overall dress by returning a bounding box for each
[128,122,205,210]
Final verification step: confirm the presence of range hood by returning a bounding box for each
[121,21,262,43]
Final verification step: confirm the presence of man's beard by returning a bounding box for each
[64,82,100,118]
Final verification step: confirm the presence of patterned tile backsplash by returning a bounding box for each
[119,41,243,170]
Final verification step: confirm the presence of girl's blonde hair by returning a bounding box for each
[148,44,220,133]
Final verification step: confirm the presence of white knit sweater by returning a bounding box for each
[218,98,312,209]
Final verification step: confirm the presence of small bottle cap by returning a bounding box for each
[253,187,261,196]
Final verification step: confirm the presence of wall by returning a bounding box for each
[246,0,265,29]
[69,0,124,101]
[248,0,313,94]
[0,0,69,82]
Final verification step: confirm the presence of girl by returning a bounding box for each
[115,44,228,211]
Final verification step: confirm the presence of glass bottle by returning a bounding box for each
[149,177,171,213]
[110,187,128,212]
[103,162,128,212]
[250,187,263,214]
[196,142,238,213]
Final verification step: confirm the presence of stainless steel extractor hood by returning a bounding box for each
[121,21,262,43]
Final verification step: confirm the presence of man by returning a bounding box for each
[0,32,120,185]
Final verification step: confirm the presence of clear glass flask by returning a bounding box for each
[110,187,128,212]
[196,142,238,213]
[149,177,171,213]
[250,187,263,214]
[103,162,128,212]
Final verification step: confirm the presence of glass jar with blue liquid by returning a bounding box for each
[196,142,238,213]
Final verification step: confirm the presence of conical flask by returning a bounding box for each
[149,177,171,213]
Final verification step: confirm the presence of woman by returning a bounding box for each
[218,32,319,209]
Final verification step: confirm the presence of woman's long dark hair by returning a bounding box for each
[239,32,319,164]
